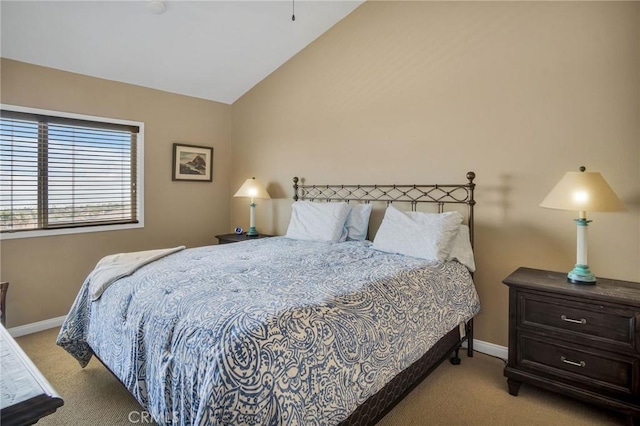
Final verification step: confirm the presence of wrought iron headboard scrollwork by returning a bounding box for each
[292,171,476,247]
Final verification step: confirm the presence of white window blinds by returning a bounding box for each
[0,109,139,233]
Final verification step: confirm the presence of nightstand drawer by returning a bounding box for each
[519,292,636,349]
[519,334,639,397]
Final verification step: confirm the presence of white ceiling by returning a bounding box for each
[0,1,363,104]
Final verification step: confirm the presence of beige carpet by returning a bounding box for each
[16,328,626,426]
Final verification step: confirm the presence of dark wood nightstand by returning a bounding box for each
[503,267,640,425]
[215,233,274,245]
[0,282,8,326]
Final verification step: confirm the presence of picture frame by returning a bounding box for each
[172,143,213,182]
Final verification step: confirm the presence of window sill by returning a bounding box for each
[0,221,144,240]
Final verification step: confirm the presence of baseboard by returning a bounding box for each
[7,316,510,361]
[7,315,66,338]
[463,339,508,360]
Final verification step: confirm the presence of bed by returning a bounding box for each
[57,172,480,425]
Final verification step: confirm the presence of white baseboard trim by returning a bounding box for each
[7,316,510,361]
[8,315,66,338]
[463,339,508,360]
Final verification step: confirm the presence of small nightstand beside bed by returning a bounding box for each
[216,233,273,244]
[57,172,480,425]
[503,268,640,425]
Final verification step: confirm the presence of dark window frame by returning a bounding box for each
[0,105,144,239]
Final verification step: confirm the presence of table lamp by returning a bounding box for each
[233,177,271,236]
[539,166,626,284]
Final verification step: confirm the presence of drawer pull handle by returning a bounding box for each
[561,315,586,325]
[561,356,586,368]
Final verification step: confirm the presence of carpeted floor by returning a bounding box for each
[16,328,627,425]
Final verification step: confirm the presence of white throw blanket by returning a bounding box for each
[89,246,185,300]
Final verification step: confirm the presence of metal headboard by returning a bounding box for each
[292,171,476,248]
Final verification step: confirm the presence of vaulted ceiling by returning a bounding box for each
[1,1,363,104]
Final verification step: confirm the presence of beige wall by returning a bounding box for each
[231,1,640,347]
[1,2,639,349]
[0,59,232,328]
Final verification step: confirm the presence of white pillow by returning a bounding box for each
[372,205,462,261]
[346,203,373,241]
[447,225,476,272]
[285,201,350,242]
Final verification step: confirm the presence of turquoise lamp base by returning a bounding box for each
[246,226,258,237]
[567,264,596,285]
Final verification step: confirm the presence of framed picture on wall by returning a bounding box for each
[172,143,213,182]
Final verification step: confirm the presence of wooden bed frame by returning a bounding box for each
[293,171,477,425]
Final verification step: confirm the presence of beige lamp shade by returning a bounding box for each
[540,169,625,213]
[233,177,271,199]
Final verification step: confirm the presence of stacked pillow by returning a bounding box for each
[372,205,462,262]
[285,202,475,271]
[285,201,372,242]
[371,205,475,271]
[345,204,373,241]
[447,224,476,272]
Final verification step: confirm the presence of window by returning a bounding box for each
[0,105,144,239]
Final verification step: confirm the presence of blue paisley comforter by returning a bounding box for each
[58,237,480,425]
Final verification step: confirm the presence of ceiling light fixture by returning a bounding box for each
[292,0,295,21]
[147,0,166,15]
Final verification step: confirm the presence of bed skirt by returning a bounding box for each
[340,324,463,425]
